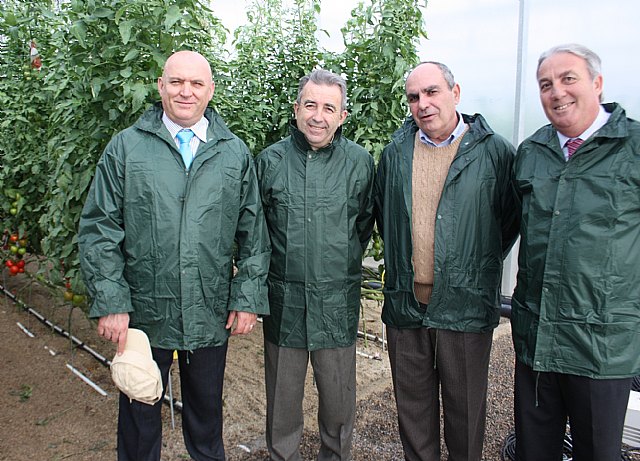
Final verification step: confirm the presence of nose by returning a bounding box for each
[180,82,193,97]
[418,93,430,110]
[549,84,564,99]
[311,106,323,121]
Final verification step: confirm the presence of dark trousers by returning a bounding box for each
[264,340,357,461]
[117,343,228,461]
[387,326,493,461]
[514,360,631,461]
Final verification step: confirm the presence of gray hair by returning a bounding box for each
[537,44,603,101]
[409,61,456,90]
[297,69,347,111]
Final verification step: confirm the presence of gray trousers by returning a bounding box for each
[264,339,356,461]
[387,326,493,461]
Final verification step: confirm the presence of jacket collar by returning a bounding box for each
[529,103,628,149]
[135,102,236,147]
[392,112,493,148]
[289,119,343,153]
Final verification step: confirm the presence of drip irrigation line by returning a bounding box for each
[1,281,183,412]
[1,282,111,367]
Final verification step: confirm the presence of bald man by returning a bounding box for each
[374,61,518,460]
[79,50,270,461]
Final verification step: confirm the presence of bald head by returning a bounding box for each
[162,51,212,80]
[158,51,215,127]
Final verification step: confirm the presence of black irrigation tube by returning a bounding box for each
[1,273,515,411]
[0,281,183,412]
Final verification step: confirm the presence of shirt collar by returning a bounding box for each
[418,112,466,147]
[557,105,610,150]
[162,112,209,143]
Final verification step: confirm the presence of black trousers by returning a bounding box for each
[117,343,228,461]
[514,360,631,461]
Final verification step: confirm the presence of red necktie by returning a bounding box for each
[566,138,583,158]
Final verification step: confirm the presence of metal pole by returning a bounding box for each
[503,0,530,297]
[512,0,529,147]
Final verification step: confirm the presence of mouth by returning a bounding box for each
[419,112,437,120]
[554,102,574,111]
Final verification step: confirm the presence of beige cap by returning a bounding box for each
[110,328,163,405]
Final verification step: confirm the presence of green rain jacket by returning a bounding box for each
[256,122,375,351]
[78,104,270,350]
[512,103,640,379]
[374,114,518,332]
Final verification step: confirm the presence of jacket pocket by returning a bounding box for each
[199,272,230,320]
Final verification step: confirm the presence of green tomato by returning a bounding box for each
[72,294,85,306]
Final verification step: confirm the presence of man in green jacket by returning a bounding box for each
[78,50,270,461]
[255,69,375,461]
[512,43,640,461]
[373,62,518,461]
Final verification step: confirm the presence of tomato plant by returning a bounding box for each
[1,0,426,313]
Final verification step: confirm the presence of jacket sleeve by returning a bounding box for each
[357,153,376,253]
[78,138,133,319]
[495,138,520,257]
[373,146,390,240]
[229,145,271,315]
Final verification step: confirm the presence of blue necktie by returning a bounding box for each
[176,129,195,169]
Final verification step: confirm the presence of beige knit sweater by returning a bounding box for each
[411,127,468,304]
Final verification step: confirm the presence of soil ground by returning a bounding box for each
[1,272,638,460]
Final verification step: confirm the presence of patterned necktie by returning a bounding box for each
[566,137,583,158]
[176,129,195,169]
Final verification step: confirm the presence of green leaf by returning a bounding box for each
[123,48,139,62]
[164,5,182,30]
[92,7,114,18]
[119,20,133,44]
[4,12,17,26]
[120,67,133,78]
[70,20,87,48]
[131,82,149,113]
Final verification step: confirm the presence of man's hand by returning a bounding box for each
[97,313,130,355]
[226,311,257,336]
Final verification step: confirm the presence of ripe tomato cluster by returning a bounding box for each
[3,232,28,277]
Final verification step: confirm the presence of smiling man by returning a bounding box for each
[78,50,270,461]
[373,61,519,461]
[255,69,375,461]
[512,44,640,461]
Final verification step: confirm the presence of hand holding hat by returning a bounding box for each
[110,328,163,405]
